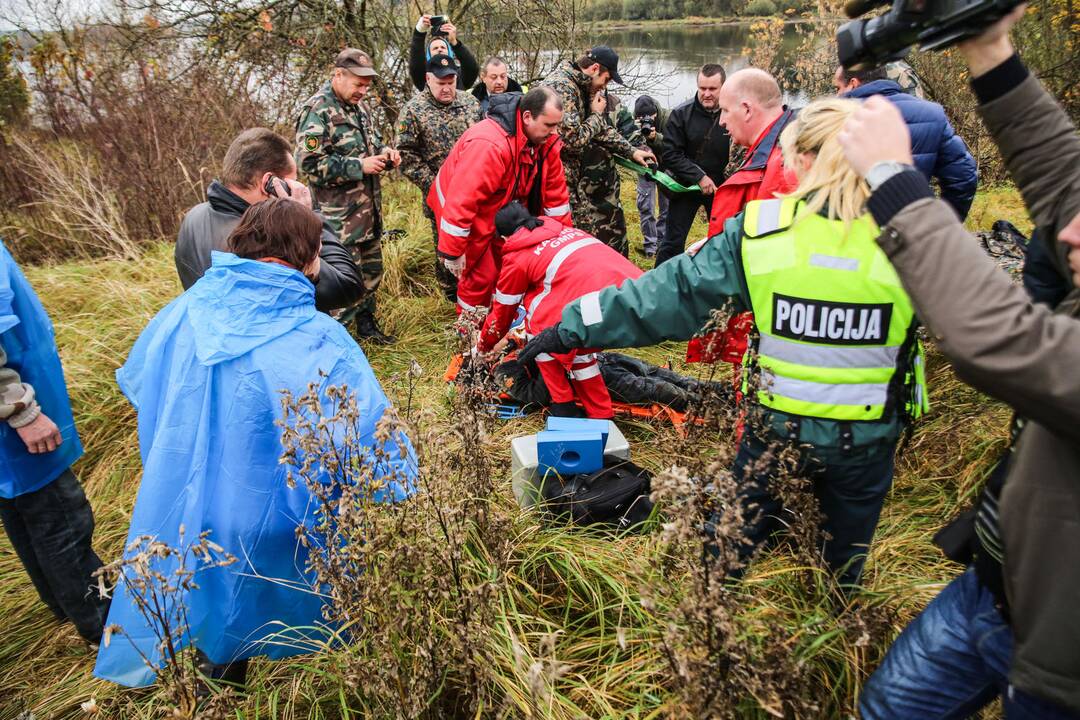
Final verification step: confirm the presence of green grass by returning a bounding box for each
[0,178,1018,718]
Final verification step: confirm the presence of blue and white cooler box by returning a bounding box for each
[510,418,629,508]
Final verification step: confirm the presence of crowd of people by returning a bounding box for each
[1,6,1078,717]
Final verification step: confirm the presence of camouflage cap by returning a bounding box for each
[426,53,460,79]
[335,48,378,78]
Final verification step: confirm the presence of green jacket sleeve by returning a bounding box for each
[559,214,749,349]
[295,108,365,186]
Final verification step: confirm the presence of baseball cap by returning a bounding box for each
[426,54,460,79]
[335,48,378,78]
[585,46,622,85]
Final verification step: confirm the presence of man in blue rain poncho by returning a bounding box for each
[95,198,416,689]
[0,239,109,646]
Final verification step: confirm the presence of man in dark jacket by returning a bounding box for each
[835,65,978,219]
[838,7,1080,716]
[472,57,523,115]
[175,128,365,314]
[658,63,730,265]
[634,95,669,257]
[409,14,479,91]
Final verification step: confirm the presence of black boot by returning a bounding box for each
[354,311,397,345]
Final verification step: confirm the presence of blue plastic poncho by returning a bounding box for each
[0,239,83,498]
[94,252,416,687]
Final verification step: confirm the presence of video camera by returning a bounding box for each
[837,0,1026,70]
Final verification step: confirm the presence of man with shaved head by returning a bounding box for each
[687,68,798,366]
[708,68,797,236]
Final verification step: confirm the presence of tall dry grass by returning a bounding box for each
[0,173,1022,718]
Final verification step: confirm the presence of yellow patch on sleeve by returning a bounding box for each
[304,135,320,152]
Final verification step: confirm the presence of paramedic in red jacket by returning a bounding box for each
[476,202,642,418]
[428,87,572,315]
[689,68,799,366]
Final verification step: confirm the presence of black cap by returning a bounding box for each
[495,202,542,237]
[585,46,622,85]
[426,54,460,79]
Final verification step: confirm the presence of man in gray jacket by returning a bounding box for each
[175,128,365,313]
[839,7,1080,718]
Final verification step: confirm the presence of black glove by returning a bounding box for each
[517,323,573,366]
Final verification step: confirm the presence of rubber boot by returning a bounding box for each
[354,311,397,345]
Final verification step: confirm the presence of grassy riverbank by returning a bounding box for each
[0,179,1024,718]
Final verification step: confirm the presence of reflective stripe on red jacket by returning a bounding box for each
[477,217,642,352]
[427,94,571,313]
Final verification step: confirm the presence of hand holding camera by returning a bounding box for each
[837,0,1027,70]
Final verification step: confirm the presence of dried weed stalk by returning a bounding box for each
[93,529,238,719]
[278,365,515,718]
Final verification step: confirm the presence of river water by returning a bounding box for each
[590,22,810,110]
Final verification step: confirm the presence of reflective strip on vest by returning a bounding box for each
[457,296,477,311]
[760,374,889,408]
[526,236,600,322]
[544,202,571,217]
[758,334,899,369]
[740,197,925,423]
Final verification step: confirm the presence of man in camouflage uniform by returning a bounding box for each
[397,54,482,301]
[539,46,656,256]
[577,94,647,257]
[885,60,927,99]
[296,48,401,344]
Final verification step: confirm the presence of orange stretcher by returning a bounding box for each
[444,354,707,433]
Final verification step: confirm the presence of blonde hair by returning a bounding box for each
[780,98,871,225]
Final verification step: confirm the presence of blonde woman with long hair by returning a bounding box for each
[518,96,927,587]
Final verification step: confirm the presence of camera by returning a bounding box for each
[837,0,1025,70]
[637,113,657,137]
[430,15,448,36]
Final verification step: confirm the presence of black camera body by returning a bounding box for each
[639,116,656,136]
[837,0,1025,70]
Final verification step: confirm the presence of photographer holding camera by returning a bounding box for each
[838,7,1080,717]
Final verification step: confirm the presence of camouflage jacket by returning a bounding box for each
[539,61,636,164]
[397,87,481,195]
[0,343,37,428]
[581,94,644,171]
[295,81,384,216]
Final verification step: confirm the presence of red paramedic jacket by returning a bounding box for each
[477,217,643,352]
[688,108,798,365]
[428,93,572,312]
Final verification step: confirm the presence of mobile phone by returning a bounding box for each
[263,175,293,198]
[430,14,446,27]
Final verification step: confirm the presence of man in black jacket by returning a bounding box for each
[657,64,730,266]
[175,128,365,313]
[472,57,523,115]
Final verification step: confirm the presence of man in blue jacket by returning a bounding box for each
[0,239,108,646]
[835,65,978,219]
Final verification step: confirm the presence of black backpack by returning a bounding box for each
[539,455,654,533]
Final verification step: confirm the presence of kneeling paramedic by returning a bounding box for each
[476,202,642,418]
[519,98,929,587]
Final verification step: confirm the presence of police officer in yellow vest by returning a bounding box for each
[518,98,928,587]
